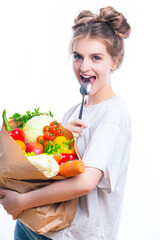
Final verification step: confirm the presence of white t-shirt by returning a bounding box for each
[45,96,132,240]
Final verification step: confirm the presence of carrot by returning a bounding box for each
[58,160,85,177]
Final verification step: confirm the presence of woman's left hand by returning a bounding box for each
[0,188,23,220]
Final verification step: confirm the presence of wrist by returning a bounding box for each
[19,192,31,211]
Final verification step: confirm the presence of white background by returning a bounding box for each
[0,0,160,239]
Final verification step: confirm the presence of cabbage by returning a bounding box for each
[22,115,54,144]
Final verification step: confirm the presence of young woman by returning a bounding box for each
[0,6,132,240]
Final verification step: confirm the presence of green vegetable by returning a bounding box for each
[23,151,36,156]
[61,139,74,150]
[9,107,54,128]
[44,141,61,155]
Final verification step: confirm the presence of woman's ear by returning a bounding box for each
[111,56,119,71]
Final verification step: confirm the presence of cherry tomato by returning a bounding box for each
[43,125,50,133]
[57,128,64,136]
[37,135,45,144]
[50,121,60,128]
[44,140,54,148]
[44,131,53,140]
[49,125,58,135]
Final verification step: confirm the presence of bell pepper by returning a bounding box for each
[58,153,78,165]
[2,109,25,143]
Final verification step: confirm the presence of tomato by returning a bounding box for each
[43,125,50,132]
[37,135,44,144]
[44,141,49,148]
[15,140,26,151]
[44,140,54,148]
[44,131,53,140]
[50,121,60,128]
[57,128,64,136]
[53,136,68,145]
[49,125,58,135]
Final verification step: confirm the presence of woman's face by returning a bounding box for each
[72,37,114,96]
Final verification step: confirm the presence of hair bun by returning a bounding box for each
[98,6,131,39]
[73,10,95,30]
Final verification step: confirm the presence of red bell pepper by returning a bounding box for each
[2,109,25,143]
[58,153,78,165]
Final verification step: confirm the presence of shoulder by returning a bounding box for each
[61,103,80,125]
[95,96,131,136]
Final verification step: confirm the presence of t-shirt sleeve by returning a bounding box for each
[82,122,124,193]
[61,104,80,126]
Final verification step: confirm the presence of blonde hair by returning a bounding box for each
[70,6,131,69]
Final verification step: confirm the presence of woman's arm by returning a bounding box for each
[0,167,102,220]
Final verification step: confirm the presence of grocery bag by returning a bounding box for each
[0,120,81,234]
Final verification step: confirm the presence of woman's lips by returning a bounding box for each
[80,74,96,86]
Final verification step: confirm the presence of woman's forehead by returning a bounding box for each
[72,37,108,53]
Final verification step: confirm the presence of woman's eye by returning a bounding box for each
[93,55,101,61]
[73,54,82,60]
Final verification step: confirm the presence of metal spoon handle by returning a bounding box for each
[78,95,85,119]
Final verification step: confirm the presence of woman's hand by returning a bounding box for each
[64,119,87,139]
[0,188,24,220]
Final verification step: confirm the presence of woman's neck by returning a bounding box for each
[84,86,116,108]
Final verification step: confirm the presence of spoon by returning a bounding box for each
[78,81,91,119]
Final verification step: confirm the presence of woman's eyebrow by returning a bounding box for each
[73,51,104,56]
[90,53,104,56]
[73,51,81,55]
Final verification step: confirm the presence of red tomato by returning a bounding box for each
[49,125,58,135]
[50,121,60,128]
[57,128,64,136]
[44,131,53,140]
[43,125,50,132]
[37,135,44,144]
[44,140,54,148]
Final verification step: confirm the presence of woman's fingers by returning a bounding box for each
[64,119,87,139]
[73,119,87,128]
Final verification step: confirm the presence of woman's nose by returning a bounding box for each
[80,59,90,72]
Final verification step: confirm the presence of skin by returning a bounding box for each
[0,36,118,220]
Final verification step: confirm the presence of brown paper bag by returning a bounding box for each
[0,120,81,234]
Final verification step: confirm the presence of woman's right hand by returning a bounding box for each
[64,119,87,139]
